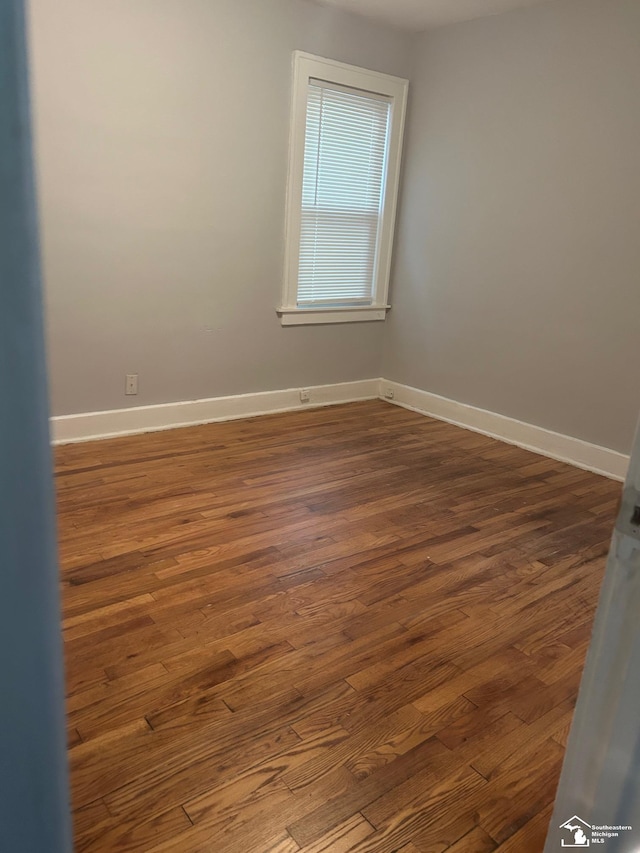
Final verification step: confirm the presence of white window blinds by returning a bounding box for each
[297,80,392,307]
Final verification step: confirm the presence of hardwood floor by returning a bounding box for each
[55,400,621,852]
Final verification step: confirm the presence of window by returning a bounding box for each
[278,53,408,326]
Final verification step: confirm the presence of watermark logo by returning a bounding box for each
[558,818,634,846]
[559,816,591,847]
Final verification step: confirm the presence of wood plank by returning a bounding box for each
[55,401,618,852]
[298,814,376,853]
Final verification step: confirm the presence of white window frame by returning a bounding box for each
[278,52,409,326]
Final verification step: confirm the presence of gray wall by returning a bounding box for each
[0,1,71,849]
[383,0,640,454]
[28,0,412,416]
[30,0,640,455]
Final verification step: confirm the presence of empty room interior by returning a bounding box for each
[6,0,640,849]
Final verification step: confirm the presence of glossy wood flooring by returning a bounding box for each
[55,400,621,853]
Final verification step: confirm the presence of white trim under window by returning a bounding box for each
[278,53,408,326]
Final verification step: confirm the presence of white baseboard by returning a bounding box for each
[50,376,630,482]
[379,379,629,482]
[50,379,379,445]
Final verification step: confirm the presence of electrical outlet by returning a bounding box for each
[300,389,310,403]
[384,388,394,400]
[125,374,138,395]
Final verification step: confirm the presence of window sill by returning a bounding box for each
[277,305,390,326]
